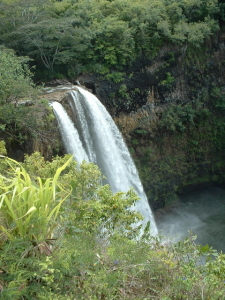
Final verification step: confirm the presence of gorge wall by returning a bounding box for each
[3,30,225,212]
[74,31,225,210]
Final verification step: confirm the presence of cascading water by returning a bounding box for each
[51,101,88,164]
[69,91,97,163]
[52,87,158,236]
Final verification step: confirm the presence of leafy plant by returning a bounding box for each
[0,155,72,249]
[0,141,7,155]
[105,71,125,83]
[118,84,128,98]
[160,72,175,88]
[0,47,36,105]
[22,152,143,239]
[0,152,225,299]
[159,103,197,132]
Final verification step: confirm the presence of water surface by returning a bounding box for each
[158,186,225,252]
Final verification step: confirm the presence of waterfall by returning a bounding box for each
[52,87,158,236]
[51,101,88,164]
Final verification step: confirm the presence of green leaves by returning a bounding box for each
[1,151,225,299]
[17,19,76,73]
[22,152,143,239]
[0,156,72,244]
[0,0,219,79]
[0,47,36,104]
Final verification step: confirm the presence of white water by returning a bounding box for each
[52,87,158,236]
[68,91,97,163]
[51,101,88,164]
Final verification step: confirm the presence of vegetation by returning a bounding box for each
[0,47,57,152]
[0,0,221,80]
[1,152,225,299]
[127,82,225,206]
[0,155,73,247]
[1,1,225,298]
[0,47,36,105]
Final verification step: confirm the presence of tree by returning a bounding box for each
[0,47,36,105]
[0,0,220,80]
[0,0,51,44]
[0,47,41,147]
[15,19,76,74]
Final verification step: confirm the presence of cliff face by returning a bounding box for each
[76,31,225,114]
[3,32,225,211]
[74,31,225,209]
[2,90,66,162]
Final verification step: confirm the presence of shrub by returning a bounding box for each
[1,153,225,299]
[0,155,72,249]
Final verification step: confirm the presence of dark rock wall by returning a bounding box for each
[75,32,225,210]
[3,31,225,211]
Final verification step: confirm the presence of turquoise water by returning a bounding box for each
[158,186,225,252]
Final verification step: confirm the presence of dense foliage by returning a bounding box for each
[1,2,225,297]
[0,47,40,145]
[1,152,225,299]
[0,0,221,80]
[0,47,36,105]
[0,48,57,153]
[127,83,225,206]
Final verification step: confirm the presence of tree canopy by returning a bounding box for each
[0,47,35,104]
[0,0,221,79]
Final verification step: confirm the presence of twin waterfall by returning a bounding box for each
[52,87,158,235]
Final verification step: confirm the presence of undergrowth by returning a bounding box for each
[0,152,225,299]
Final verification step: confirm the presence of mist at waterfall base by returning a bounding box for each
[158,186,225,252]
[52,86,158,236]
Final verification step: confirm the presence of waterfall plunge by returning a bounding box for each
[52,87,158,236]
[51,101,89,164]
